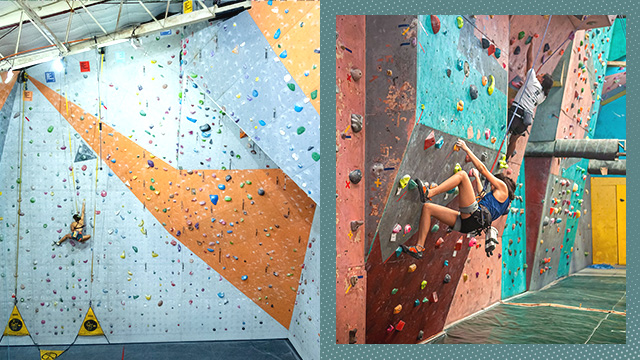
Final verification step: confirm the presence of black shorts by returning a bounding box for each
[507,103,532,136]
[455,209,484,234]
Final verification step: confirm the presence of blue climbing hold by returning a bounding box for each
[186,117,197,123]
[259,120,266,126]
[217,292,225,298]
[444,260,449,266]
[147,160,154,168]
[111,159,116,163]
[241,275,248,281]
[274,28,281,40]
[294,104,303,112]
[396,246,403,257]
[207,248,214,252]
[210,195,219,205]
[279,50,287,58]
[252,89,259,97]
[218,184,225,190]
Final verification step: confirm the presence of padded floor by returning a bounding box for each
[0,339,301,360]
[431,268,626,344]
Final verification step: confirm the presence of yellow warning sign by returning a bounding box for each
[78,307,103,336]
[183,0,193,14]
[3,305,29,336]
[40,350,65,360]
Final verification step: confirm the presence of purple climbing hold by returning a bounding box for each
[147,160,154,168]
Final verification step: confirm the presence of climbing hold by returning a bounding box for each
[453,163,462,173]
[431,292,438,302]
[487,44,495,57]
[435,137,444,149]
[225,175,232,182]
[525,36,532,45]
[435,237,444,247]
[495,48,501,58]
[47,126,54,133]
[391,288,398,295]
[456,100,464,111]
[456,16,463,29]
[350,220,364,232]
[543,43,550,52]
[287,83,296,91]
[424,130,436,150]
[518,31,525,40]
[414,299,420,307]
[395,246,403,257]
[430,15,441,34]
[147,160,154,168]
[218,184,225,190]
[297,126,305,135]
[120,251,125,259]
[351,114,363,133]
[418,330,424,341]
[469,85,478,100]
[404,224,412,234]
[407,179,418,190]
[392,224,402,234]
[408,264,417,272]
[446,69,451,78]
[482,76,488,86]
[431,224,439,233]
[481,38,490,49]
[274,28,281,39]
[257,188,265,196]
[444,260,449,266]
[444,274,451,283]
[395,320,406,331]
[514,46,521,55]
[398,175,411,189]
[199,124,211,132]
[241,275,248,281]
[224,196,231,202]
[350,68,362,81]
[393,304,402,314]
[210,195,219,205]
[349,170,362,184]
[100,190,107,197]
[487,75,495,95]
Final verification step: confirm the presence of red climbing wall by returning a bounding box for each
[335,15,367,344]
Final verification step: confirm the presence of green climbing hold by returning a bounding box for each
[525,36,532,45]
[132,246,138,253]
[43,224,47,228]
[246,180,252,185]
[16,178,21,184]
[190,72,198,78]
[518,31,525,40]
[297,127,305,135]
[391,288,398,295]
[140,111,147,116]
[422,297,429,303]
[310,90,318,100]
[312,152,320,161]
[30,197,35,203]
[240,182,245,188]
[456,16,464,29]
[151,178,155,183]
[287,83,296,91]
[47,126,54,133]
[431,224,439,233]
[247,194,253,200]
[224,196,232,202]
[407,179,418,190]
[150,185,156,191]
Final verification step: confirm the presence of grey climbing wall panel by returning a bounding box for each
[0,82,18,163]
[364,15,418,256]
[372,124,499,261]
[183,12,320,203]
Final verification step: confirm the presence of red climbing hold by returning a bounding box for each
[435,237,444,247]
[395,320,406,331]
[430,15,441,34]
[424,130,436,150]
[431,292,438,303]
[487,44,495,57]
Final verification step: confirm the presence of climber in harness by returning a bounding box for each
[505,38,554,160]
[55,199,91,246]
[401,139,515,259]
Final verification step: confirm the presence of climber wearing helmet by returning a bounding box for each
[55,199,91,246]
[401,139,515,259]
[505,38,554,160]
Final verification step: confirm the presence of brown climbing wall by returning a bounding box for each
[363,15,417,256]
[335,15,367,344]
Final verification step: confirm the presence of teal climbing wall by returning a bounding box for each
[416,15,508,151]
[501,162,527,299]
[556,159,589,278]
[585,24,614,138]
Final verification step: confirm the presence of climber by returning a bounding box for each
[401,139,515,259]
[505,38,554,160]
[55,199,91,246]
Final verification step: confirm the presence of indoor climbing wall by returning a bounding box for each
[527,159,588,291]
[182,5,320,203]
[570,176,593,274]
[363,15,417,256]
[363,15,510,344]
[335,15,367,345]
[500,162,527,299]
[0,4,319,360]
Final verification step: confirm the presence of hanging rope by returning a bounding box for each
[488,15,553,174]
[13,75,26,301]
[538,16,591,70]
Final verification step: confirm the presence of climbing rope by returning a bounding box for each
[13,75,26,301]
[538,16,591,70]
[488,15,553,174]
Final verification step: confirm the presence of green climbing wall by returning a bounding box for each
[501,162,527,299]
[556,159,589,277]
[416,15,508,151]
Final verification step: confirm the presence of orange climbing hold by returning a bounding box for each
[408,264,417,273]
[393,304,403,314]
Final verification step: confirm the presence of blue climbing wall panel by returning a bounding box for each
[556,159,589,278]
[501,162,527,299]
[183,11,320,203]
[417,15,508,151]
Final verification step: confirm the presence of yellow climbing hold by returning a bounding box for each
[152,251,159,257]
[399,175,411,189]
[145,295,151,300]
[120,251,126,259]
[487,75,495,95]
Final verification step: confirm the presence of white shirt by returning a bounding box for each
[513,69,545,114]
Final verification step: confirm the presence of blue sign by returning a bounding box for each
[45,72,55,83]
[160,29,172,36]
[115,51,125,63]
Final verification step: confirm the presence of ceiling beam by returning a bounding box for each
[1,1,252,71]
[607,60,626,67]
[78,0,108,35]
[15,0,69,53]
[0,0,106,30]
[137,0,163,28]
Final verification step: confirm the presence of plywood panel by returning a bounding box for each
[591,181,618,265]
[616,184,626,265]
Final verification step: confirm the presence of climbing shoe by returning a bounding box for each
[401,244,424,259]
[485,238,499,257]
[53,240,61,247]
[415,178,429,203]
